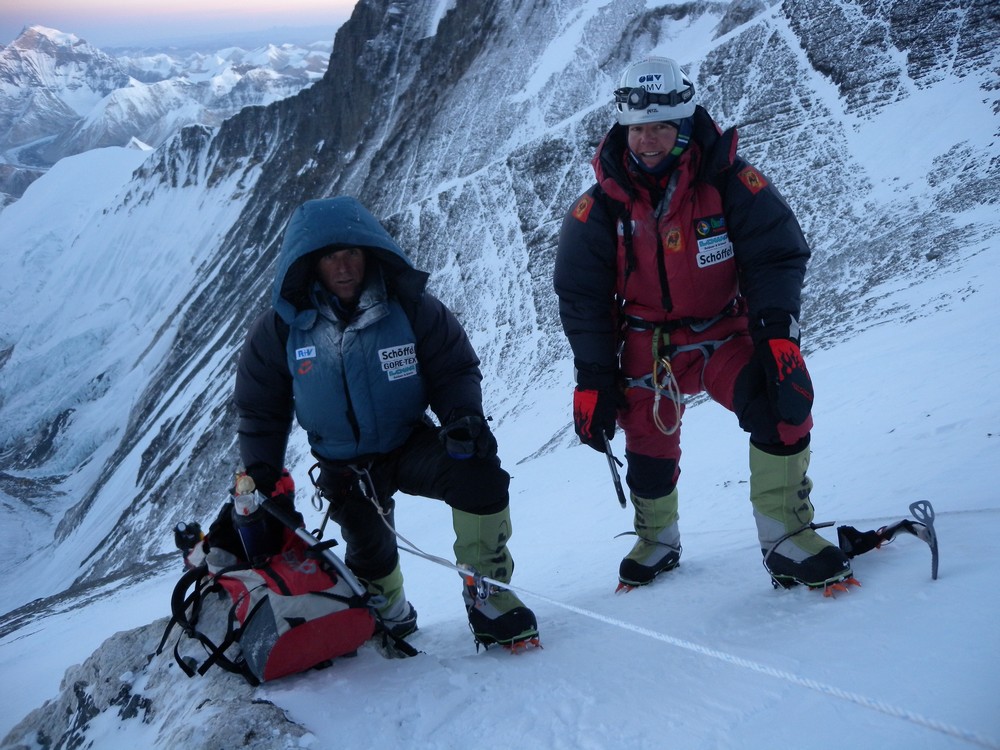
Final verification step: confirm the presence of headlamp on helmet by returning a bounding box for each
[614,57,696,126]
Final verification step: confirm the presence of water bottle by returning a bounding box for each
[232,488,271,565]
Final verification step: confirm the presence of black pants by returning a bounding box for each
[316,421,510,581]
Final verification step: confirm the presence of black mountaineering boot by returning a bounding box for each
[750,442,853,589]
[618,489,682,588]
[452,507,538,649]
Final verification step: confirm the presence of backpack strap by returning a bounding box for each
[593,183,674,311]
[193,596,266,686]
[155,562,263,685]
[592,184,636,278]
[154,564,208,660]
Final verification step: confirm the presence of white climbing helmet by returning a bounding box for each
[614,56,696,126]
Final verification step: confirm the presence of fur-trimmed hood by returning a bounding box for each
[272,197,429,326]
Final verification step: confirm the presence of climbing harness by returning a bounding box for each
[620,300,742,436]
[624,319,735,436]
[308,461,498,602]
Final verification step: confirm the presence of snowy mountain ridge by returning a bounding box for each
[0,0,998,746]
[0,24,333,205]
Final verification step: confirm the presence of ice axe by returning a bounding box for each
[603,434,628,509]
[837,500,939,580]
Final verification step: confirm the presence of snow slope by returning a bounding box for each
[1,1,998,746]
[1,233,997,749]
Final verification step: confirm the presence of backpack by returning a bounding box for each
[159,529,376,685]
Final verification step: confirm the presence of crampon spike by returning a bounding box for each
[504,637,541,654]
[817,576,862,597]
[615,581,639,594]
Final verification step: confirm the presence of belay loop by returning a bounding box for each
[625,315,738,436]
[350,464,392,518]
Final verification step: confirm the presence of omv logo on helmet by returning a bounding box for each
[615,57,696,126]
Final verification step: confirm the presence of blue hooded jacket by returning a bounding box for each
[235,197,485,469]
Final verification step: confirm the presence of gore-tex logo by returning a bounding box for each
[378,343,417,381]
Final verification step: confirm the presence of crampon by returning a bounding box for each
[504,637,542,654]
[615,565,678,594]
[770,572,861,597]
[614,559,679,594]
[813,576,862,597]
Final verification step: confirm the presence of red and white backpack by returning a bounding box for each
[160,530,376,685]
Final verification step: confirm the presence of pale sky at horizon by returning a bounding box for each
[0,0,357,48]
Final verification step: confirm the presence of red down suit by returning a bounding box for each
[554,106,813,495]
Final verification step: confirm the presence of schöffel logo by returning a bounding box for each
[696,234,734,268]
[378,343,417,381]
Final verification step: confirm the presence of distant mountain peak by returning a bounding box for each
[0,25,332,203]
[15,25,91,52]
[126,136,153,151]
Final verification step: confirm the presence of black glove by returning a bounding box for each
[439,414,498,459]
[751,310,814,426]
[242,463,281,497]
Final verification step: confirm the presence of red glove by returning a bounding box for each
[272,468,295,499]
[573,386,618,452]
[759,338,813,424]
[753,311,814,426]
[242,464,295,501]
